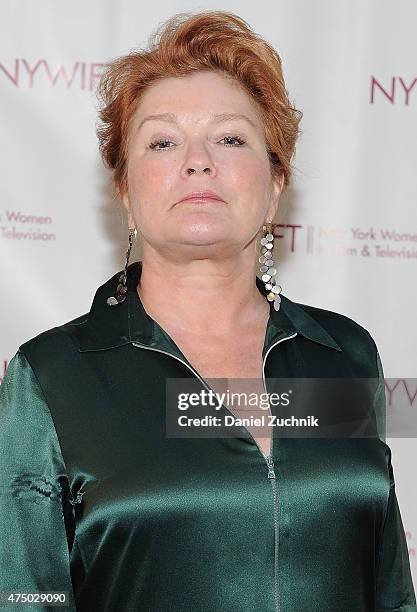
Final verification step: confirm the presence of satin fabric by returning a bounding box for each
[0,261,415,611]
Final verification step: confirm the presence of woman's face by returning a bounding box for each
[122,70,283,261]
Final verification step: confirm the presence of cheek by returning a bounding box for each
[227,154,271,195]
[126,155,177,232]
[127,154,176,199]
[222,143,267,173]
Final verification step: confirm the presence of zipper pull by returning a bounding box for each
[266,455,276,479]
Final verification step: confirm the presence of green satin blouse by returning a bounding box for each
[0,261,415,611]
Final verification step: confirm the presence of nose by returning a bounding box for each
[181,139,216,177]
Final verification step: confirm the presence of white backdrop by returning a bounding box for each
[1,0,416,585]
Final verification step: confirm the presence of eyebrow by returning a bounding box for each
[136,112,257,131]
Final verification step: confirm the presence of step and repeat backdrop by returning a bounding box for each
[1,0,416,585]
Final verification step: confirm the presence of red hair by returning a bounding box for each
[96,10,302,196]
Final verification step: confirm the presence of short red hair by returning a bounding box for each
[96,10,302,196]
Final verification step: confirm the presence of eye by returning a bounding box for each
[220,135,246,147]
[148,138,175,151]
[148,135,246,151]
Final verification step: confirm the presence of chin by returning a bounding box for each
[176,234,227,248]
[173,221,229,243]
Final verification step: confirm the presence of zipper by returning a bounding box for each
[261,332,298,612]
[132,330,298,612]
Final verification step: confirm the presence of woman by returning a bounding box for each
[0,10,415,612]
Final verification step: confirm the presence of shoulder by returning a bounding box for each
[281,295,381,375]
[301,300,376,343]
[18,312,89,372]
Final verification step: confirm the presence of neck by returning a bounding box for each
[137,256,269,337]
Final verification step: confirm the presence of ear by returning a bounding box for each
[266,173,284,222]
[121,191,136,229]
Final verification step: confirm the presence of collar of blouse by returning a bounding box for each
[78,260,342,358]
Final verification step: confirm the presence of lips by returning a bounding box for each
[177,191,224,203]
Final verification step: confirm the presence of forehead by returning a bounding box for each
[131,71,263,130]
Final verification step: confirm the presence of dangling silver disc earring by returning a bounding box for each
[259,221,282,311]
[107,227,137,306]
